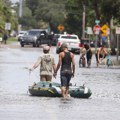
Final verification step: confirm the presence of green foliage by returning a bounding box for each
[0,0,18,33]
[25,0,66,32]
[20,0,120,35]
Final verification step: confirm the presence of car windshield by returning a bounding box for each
[61,36,77,39]
[54,35,60,38]
[28,31,40,35]
[19,32,25,35]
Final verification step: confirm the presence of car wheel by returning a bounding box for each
[33,43,36,47]
[20,42,24,47]
[36,40,40,47]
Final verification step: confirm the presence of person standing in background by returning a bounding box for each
[3,32,8,44]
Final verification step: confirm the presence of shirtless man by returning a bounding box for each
[95,45,107,67]
[54,43,75,98]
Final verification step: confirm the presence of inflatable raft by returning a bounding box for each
[28,81,92,98]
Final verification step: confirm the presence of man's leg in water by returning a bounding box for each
[61,86,66,98]
[65,75,71,98]
[61,75,69,98]
[65,86,69,97]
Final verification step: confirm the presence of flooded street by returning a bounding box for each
[0,45,120,120]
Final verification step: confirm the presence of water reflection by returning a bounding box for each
[0,47,120,120]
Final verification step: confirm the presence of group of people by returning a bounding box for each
[29,42,108,98]
[79,44,92,68]
[80,43,108,68]
[29,43,75,98]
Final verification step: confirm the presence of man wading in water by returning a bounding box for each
[30,45,56,81]
[54,43,75,98]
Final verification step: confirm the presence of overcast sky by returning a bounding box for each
[11,0,19,3]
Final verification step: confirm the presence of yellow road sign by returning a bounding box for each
[101,24,109,36]
[57,25,64,31]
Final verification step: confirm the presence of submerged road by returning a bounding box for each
[0,43,120,120]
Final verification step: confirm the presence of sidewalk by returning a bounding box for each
[0,42,20,49]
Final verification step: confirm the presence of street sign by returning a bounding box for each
[101,24,109,36]
[5,23,11,30]
[116,27,120,34]
[95,19,100,25]
[93,25,101,35]
[87,27,93,35]
[57,25,64,31]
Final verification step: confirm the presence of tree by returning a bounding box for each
[0,0,18,33]
[26,0,66,32]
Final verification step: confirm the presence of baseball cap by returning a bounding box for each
[43,45,50,51]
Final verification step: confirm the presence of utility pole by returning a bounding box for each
[19,0,23,18]
[18,0,23,33]
[82,5,85,39]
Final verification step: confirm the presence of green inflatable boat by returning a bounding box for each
[28,81,92,98]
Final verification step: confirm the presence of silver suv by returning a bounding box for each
[20,29,50,47]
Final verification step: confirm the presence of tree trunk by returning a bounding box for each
[93,0,100,20]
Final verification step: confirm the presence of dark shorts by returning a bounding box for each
[95,53,106,62]
[86,51,92,63]
[60,73,72,87]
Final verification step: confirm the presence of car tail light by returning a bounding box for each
[57,41,61,46]
[78,43,82,47]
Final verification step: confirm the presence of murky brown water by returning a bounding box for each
[0,45,120,120]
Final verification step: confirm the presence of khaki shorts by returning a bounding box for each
[40,75,52,81]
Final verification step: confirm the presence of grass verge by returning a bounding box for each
[7,37,17,44]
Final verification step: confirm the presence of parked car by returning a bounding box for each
[81,38,95,47]
[56,34,81,54]
[19,29,51,47]
[18,31,27,41]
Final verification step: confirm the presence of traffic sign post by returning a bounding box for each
[87,27,93,46]
[93,25,101,52]
[93,25,101,35]
[116,27,120,61]
[5,23,11,30]
[87,27,93,35]
[95,19,100,25]
[57,25,64,32]
[101,24,109,36]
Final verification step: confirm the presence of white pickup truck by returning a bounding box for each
[56,34,81,54]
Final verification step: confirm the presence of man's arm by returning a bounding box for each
[30,57,41,71]
[55,53,63,73]
[101,48,107,60]
[53,64,56,73]
[97,49,100,62]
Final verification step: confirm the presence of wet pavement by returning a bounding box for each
[0,44,120,120]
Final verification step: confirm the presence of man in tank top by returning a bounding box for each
[54,43,75,98]
[30,45,56,81]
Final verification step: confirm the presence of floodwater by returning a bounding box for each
[0,45,120,120]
